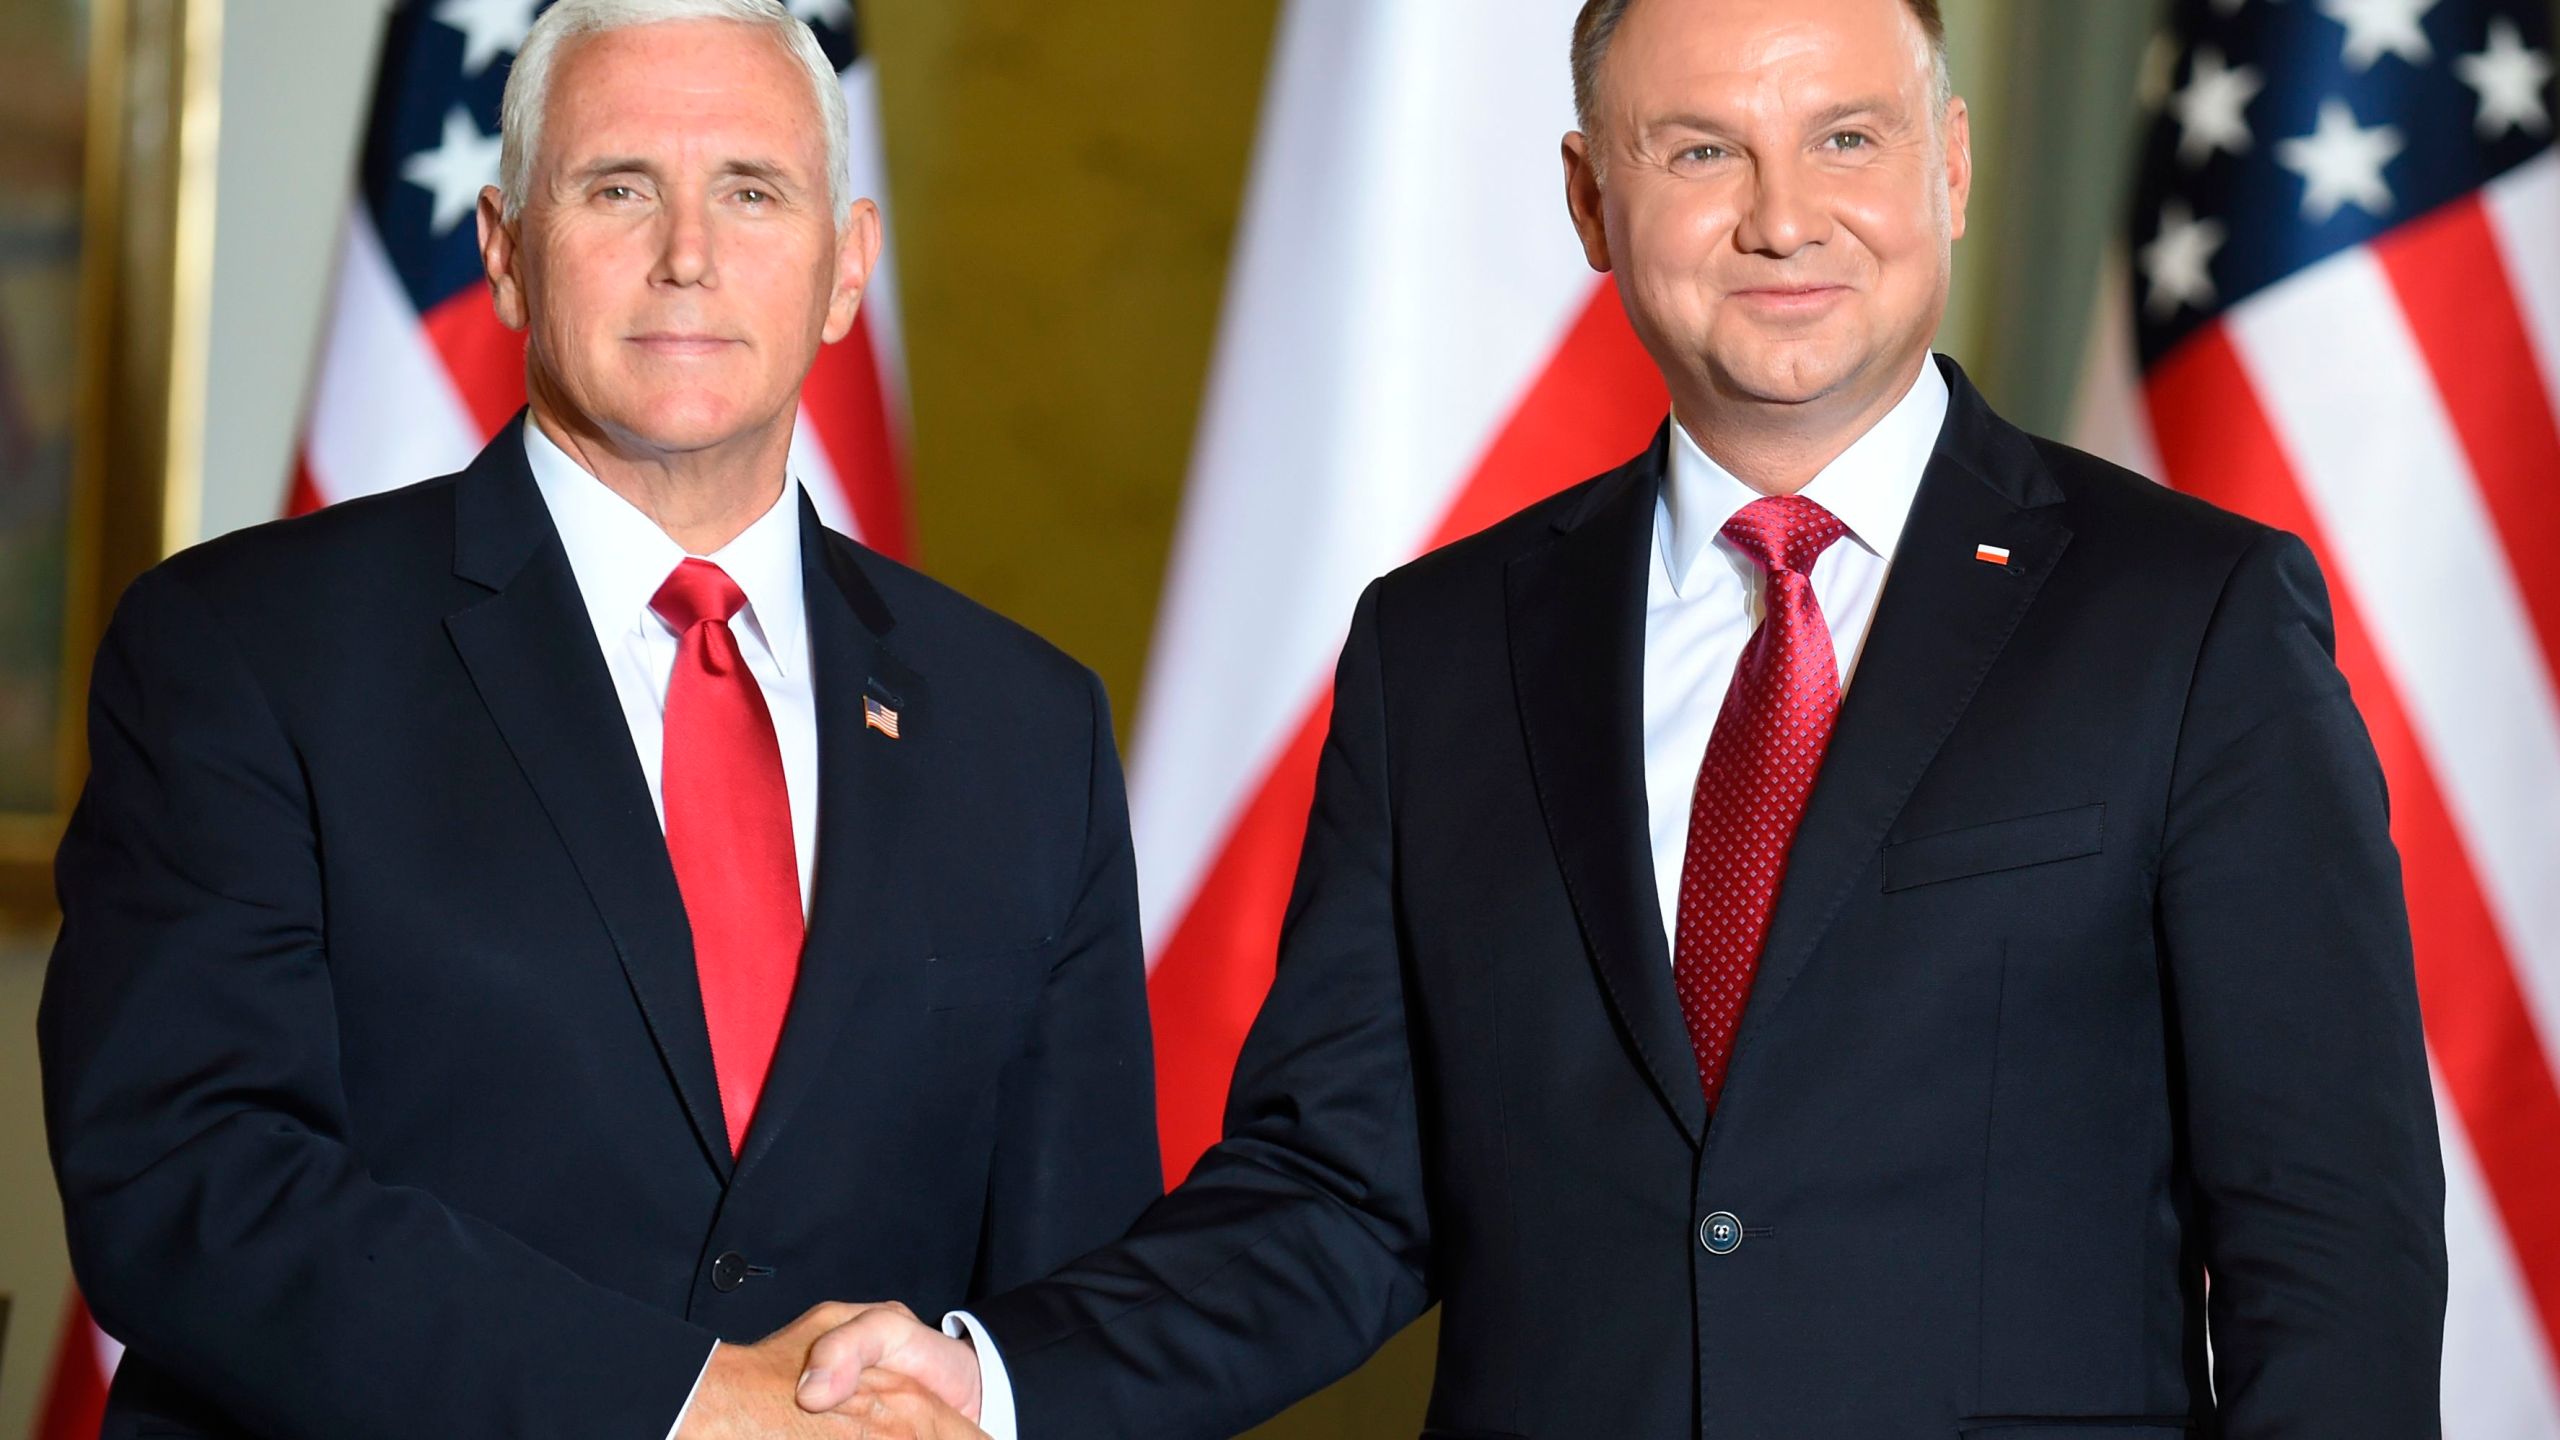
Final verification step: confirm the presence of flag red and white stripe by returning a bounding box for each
[2084,125,2560,1440]
[1130,0,1665,1182]
[33,1293,120,1440]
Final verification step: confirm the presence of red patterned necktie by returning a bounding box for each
[652,558,803,1155]
[1673,495,1850,1111]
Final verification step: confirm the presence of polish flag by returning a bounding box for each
[1133,0,1667,1181]
[33,1294,120,1440]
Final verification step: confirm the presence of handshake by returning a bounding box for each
[678,1302,986,1440]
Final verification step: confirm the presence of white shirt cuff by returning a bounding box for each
[666,1340,718,1439]
[943,1311,1019,1440]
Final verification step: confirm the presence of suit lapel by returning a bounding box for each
[1722,362,2073,1094]
[732,498,927,1181]
[1509,429,1709,1146]
[443,419,733,1180]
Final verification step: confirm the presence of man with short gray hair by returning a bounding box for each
[41,3,1159,1437]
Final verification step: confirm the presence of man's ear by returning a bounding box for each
[1942,97,1973,243]
[822,198,885,345]
[1562,131,1614,274]
[478,186,528,332]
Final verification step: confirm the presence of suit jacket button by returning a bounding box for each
[711,1250,750,1292]
[1699,1212,1743,1256]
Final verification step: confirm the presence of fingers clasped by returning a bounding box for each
[790,1300,985,1424]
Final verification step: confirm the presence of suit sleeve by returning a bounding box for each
[39,566,716,1440]
[971,668,1165,1292]
[967,582,1433,1440]
[2156,529,2446,1437]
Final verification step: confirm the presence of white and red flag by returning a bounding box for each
[38,4,910,1432]
[2082,0,2560,1431]
[1131,0,1665,1182]
[33,1293,120,1440]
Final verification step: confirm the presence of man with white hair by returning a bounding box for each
[40,3,1159,1436]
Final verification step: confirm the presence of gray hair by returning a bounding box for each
[1571,0,1954,136]
[498,0,852,226]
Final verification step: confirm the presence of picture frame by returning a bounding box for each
[0,0,218,928]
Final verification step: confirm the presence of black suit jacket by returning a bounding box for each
[969,361,2445,1439]
[40,418,1162,1439]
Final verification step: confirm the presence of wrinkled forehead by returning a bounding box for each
[1605,0,1938,126]
[541,20,828,175]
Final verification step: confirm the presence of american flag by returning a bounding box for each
[36,3,911,1434]
[2114,0,2560,1430]
[287,0,913,555]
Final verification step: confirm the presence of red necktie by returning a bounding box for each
[1673,495,1849,1111]
[652,558,803,1155]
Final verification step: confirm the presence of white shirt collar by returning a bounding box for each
[1660,355,1951,597]
[521,419,808,675]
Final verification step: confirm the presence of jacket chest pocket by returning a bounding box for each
[1884,803,2106,892]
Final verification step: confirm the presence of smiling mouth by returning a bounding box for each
[1729,285,1851,317]
[629,334,739,355]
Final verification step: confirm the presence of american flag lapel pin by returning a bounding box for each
[1973,543,2013,567]
[863,693,902,740]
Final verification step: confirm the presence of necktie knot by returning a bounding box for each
[1721,495,1848,580]
[651,557,748,633]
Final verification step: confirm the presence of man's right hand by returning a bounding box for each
[793,1303,984,1418]
[681,1304,982,1439]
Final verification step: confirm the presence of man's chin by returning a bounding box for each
[1701,340,1883,411]
[591,399,778,458]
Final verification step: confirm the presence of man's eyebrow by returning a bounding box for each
[565,156,657,185]
[719,159,797,188]
[1643,112,1738,135]
[1802,96,1908,132]
[559,158,803,187]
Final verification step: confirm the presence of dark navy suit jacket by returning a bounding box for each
[969,360,2445,1440]
[41,417,1163,1438]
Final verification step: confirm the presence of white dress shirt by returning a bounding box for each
[531,426,1031,1440]
[966,357,1949,1434]
[1641,357,1947,949]
[522,421,819,916]
[519,421,818,1437]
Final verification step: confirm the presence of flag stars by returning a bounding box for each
[2455,19,2553,139]
[403,105,504,235]
[431,0,538,77]
[2141,200,2228,317]
[2171,47,2264,166]
[2317,0,2441,71]
[2276,97,2405,222]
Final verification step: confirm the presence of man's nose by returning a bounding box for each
[653,201,717,287]
[1734,156,1827,258]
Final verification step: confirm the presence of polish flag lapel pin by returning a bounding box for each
[1973,543,2013,567]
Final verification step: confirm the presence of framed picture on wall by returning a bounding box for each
[0,0,216,927]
